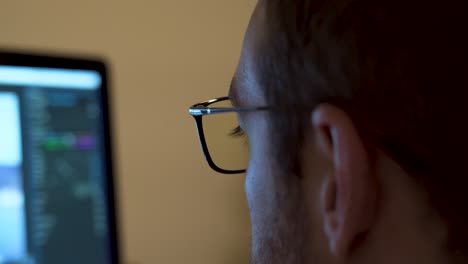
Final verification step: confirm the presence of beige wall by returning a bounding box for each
[0,1,254,263]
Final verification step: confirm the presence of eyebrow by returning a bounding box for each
[229,78,242,108]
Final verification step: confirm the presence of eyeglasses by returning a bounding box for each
[189,96,270,174]
[190,96,430,178]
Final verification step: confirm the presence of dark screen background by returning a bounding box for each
[0,84,112,264]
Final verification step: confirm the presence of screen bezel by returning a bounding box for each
[0,50,121,264]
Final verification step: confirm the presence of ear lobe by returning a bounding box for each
[312,104,378,258]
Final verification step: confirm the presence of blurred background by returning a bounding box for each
[0,1,255,263]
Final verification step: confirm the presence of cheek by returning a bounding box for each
[245,163,275,236]
[245,139,268,218]
[244,119,275,226]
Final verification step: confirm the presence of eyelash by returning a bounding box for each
[230,126,246,138]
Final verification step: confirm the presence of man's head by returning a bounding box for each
[230,0,468,263]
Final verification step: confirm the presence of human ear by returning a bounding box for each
[311,104,378,258]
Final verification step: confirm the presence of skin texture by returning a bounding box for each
[229,2,461,264]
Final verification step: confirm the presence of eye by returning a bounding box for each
[229,125,246,138]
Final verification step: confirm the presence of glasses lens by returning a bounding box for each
[202,99,249,172]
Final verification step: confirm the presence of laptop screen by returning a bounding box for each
[0,53,119,264]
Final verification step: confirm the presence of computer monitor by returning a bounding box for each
[0,51,120,264]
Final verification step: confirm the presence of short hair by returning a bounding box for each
[257,0,468,255]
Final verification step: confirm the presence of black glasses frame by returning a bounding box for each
[190,96,429,179]
[189,96,270,174]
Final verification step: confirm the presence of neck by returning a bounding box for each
[355,154,455,264]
